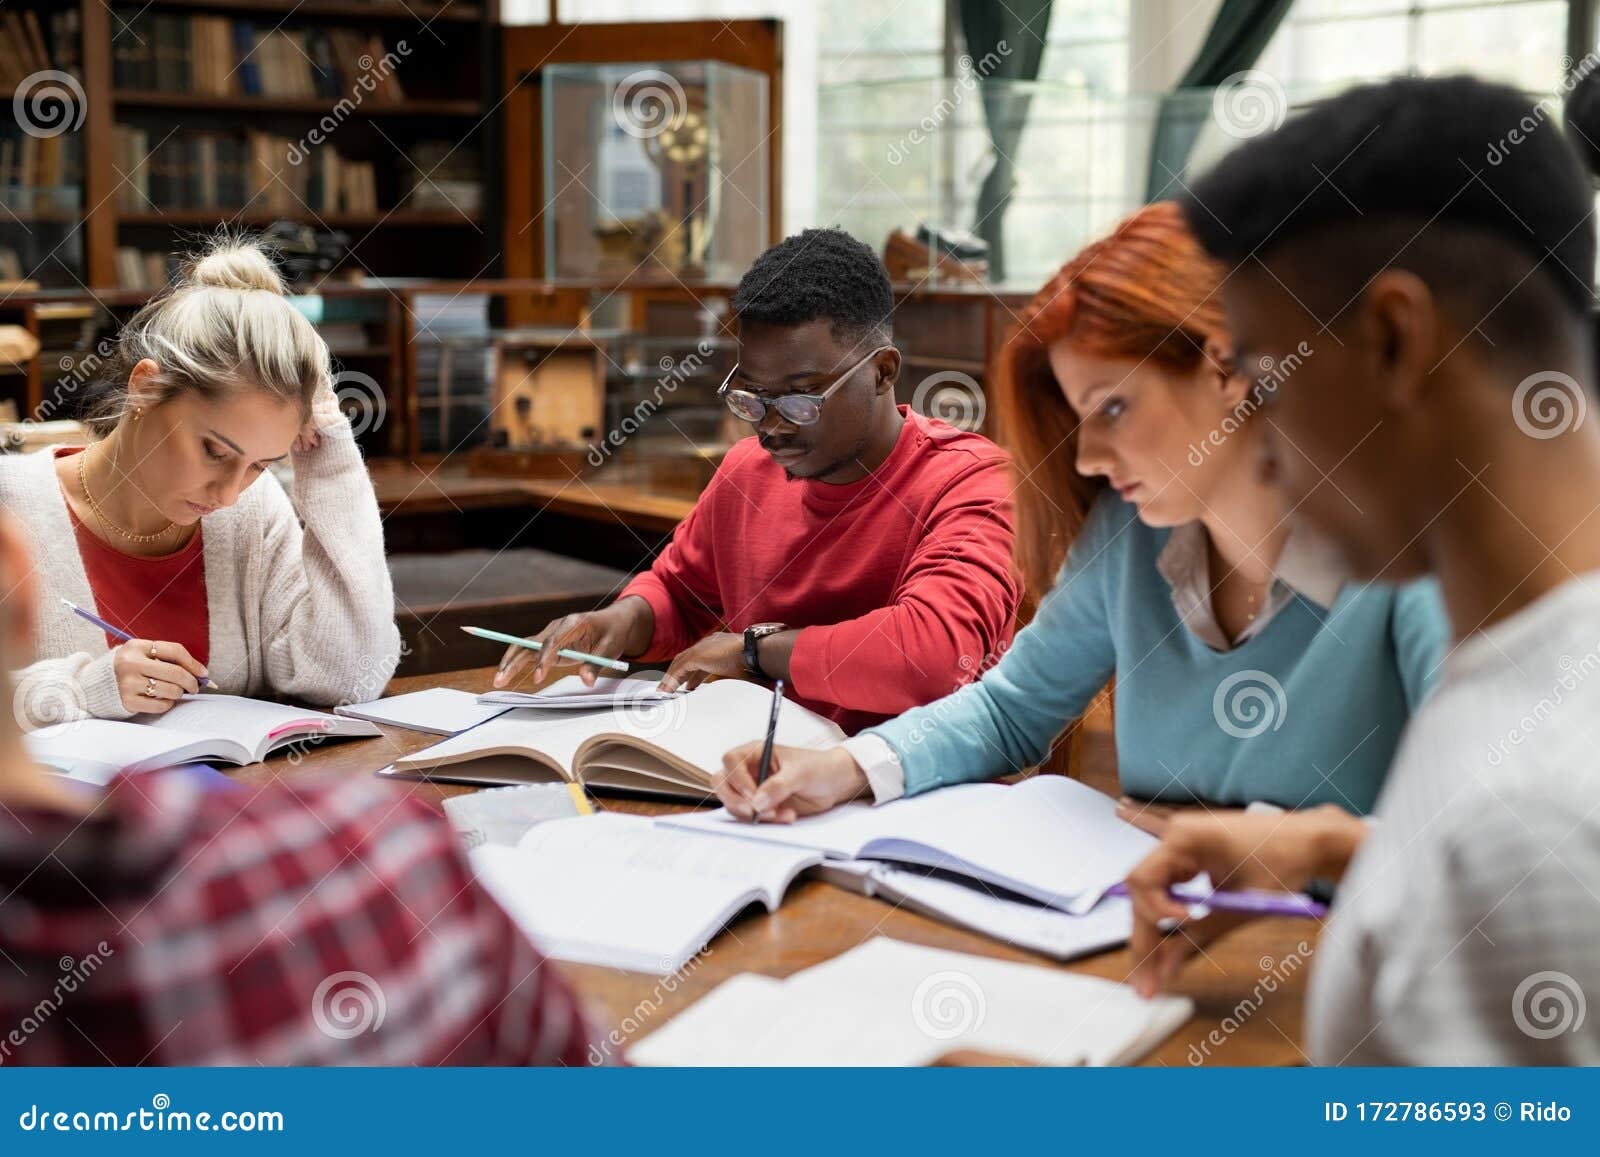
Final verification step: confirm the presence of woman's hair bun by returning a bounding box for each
[185,236,287,295]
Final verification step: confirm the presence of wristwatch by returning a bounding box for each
[742,622,787,679]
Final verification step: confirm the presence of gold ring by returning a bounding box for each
[145,677,156,698]
[148,643,158,659]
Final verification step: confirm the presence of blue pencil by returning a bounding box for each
[61,598,211,688]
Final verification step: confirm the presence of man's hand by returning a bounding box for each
[1125,804,1367,997]
[494,597,653,688]
[713,743,869,823]
[658,632,746,693]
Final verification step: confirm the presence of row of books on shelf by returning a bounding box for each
[0,129,83,213]
[112,12,407,102]
[0,9,80,89]
[114,248,176,291]
[115,127,379,216]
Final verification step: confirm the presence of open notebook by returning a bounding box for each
[816,860,1133,962]
[335,687,510,735]
[383,678,845,800]
[25,694,380,781]
[661,774,1157,914]
[475,672,681,710]
[470,812,823,973]
[627,936,1193,1066]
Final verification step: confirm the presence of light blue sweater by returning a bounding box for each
[863,493,1449,813]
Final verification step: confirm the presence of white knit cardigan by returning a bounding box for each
[2,417,401,727]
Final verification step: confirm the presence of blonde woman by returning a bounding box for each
[0,506,594,1065]
[0,236,400,724]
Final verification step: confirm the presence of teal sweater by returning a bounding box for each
[864,493,1449,813]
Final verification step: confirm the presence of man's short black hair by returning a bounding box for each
[731,227,894,346]
[1565,63,1600,180]
[1183,75,1596,363]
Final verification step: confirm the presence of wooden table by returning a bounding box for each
[242,666,1317,1067]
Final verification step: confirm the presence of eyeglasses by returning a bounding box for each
[718,345,894,427]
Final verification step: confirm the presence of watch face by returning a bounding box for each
[748,623,785,636]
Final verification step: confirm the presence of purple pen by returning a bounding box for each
[1103,881,1328,919]
[61,598,211,688]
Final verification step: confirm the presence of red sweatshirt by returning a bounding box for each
[621,406,1021,733]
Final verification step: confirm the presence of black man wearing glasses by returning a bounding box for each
[497,228,1021,735]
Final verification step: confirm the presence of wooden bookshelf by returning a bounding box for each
[112,92,485,116]
[129,0,484,22]
[120,209,481,227]
[11,0,506,288]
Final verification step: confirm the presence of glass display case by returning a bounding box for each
[541,61,769,281]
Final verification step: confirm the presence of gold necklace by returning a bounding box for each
[77,447,177,544]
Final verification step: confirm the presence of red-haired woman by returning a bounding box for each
[715,201,1448,826]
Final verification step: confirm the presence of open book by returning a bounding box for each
[470,812,823,973]
[627,936,1193,1066]
[384,678,846,800]
[25,694,380,783]
[661,774,1158,914]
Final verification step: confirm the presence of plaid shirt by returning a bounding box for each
[0,770,594,1065]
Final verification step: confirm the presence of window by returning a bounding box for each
[1258,0,1572,96]
[816,1,1133,288]
[818,0,945,86]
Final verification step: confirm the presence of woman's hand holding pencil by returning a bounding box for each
[714,742,871,824]
[61,598,209,715]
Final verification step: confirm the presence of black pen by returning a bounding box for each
[752,678,783,823]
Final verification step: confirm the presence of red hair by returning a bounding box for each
[993,200,1231,602]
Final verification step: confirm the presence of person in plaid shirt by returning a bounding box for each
[0,513,595,1066]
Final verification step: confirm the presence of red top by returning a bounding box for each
[57,446,210,665]
[0,772,595,1065]
[622,407,1022,734]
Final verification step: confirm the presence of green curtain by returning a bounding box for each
[1144,0,1294,202]
[959,0,1053,283]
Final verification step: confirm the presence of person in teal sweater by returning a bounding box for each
[715,201,1448,825]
